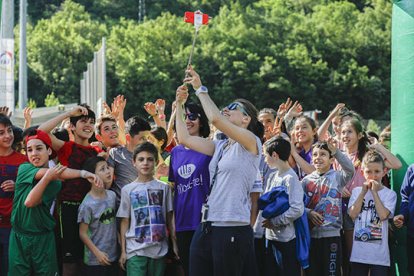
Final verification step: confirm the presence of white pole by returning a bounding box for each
[18,0,27,109]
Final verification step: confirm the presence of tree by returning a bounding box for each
[20,0,107,105]
[44,92,60,107]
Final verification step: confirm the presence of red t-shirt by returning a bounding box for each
[57,141,99,202]
[0,151,27,228]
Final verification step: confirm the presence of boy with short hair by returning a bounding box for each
[78,156,118,275]
[349,150,397,275]
[95,115,120,151]
[302,141,354,276]
[39,104,100,274]
[0,114,27,276]
[261,136,304,274]
[108,116,151,207]
[117,142,177,276]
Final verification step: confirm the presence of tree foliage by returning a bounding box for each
[21,0,391,119]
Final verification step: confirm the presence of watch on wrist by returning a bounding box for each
[195,86,208,96]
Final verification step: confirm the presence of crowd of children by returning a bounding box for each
[0,66,412,276]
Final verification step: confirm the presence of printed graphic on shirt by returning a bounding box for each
[176,163,205,195]
[99,207,115,224]
[354,198,382,243]
[304,178,341,226]
[130,189,165,244]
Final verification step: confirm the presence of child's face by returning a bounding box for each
[312,147,333,173]
[71,117,95,140]
[133,151,156,177]
[332,116,342,137]
[128,131,150,150]
[294,118,315,145]
[97,121,119,148]
[26,139,51,167]
[363,162,386,183]
[264,148,277,168]
[341,122,361,150]
[0,124,14,150]
[259,113,275,138]
[94,161,114,189]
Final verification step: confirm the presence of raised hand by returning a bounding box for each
[155,99,166,115]
[266,116,283,140]
[0,106,12,117]
[144,102,157,117]
[69,106,89,117]
[286,101,303,118]
[176,86,189,105]
[277,98,293,118]
[183,65,202,91]
[23,107,33,126]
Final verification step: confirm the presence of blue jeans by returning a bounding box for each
[189,224,257,276]
[0,228,11,276]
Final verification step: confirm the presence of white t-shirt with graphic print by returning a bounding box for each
[117,179,173,259]
[349,186,396,266]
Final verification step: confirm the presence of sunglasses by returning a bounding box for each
[226,102,249,116]
[184,113,200,121]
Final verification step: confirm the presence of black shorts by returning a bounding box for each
[59,201,83,263]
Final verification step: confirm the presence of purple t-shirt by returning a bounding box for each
[168,145,212,232]
[294,147,313,180]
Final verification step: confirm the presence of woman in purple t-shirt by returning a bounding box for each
[168,102,211,276]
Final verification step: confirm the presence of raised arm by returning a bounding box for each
[39,106,90,151]
[369,143,402,170]
[175,86,214,156]
[184,66,258,155]
[317,103,345,141]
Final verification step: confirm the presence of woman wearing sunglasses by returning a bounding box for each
[168,101,211,276]
[175,66,263,276]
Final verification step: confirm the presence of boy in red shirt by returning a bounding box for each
[39,104,100,276]
[0,114,27,276]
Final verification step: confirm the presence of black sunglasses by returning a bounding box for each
[184,113,200,121]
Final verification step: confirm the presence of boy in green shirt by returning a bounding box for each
[8,129,101,276]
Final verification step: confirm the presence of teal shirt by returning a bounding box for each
[11,163,62,234]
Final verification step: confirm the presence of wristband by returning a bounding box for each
[195,86,208,96]
[158,114,166,120]
[80,170,87,178]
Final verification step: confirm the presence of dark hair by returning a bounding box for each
[264,136,291,161]
[294,115,318,142]
[83,156,107,174]
[95,115,117,135]
[133,142,159,164]
[235,98,264,139]
[12,126,22,150]
[52,128,70,142]
[24,128,53,159]
[342,118,370,162]
[69,103,96,126]
[22,125,39,145]
[362,149,385,169]
[366,131,379,141]
[125,116,151,137]
[185,102,210,138]
[151,127,168,151]
[340,109,363,123]
[259,108,277,118]
[312,141,333,157]
[0,114,12,128]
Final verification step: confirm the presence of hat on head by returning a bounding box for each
[26,129,56,159]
